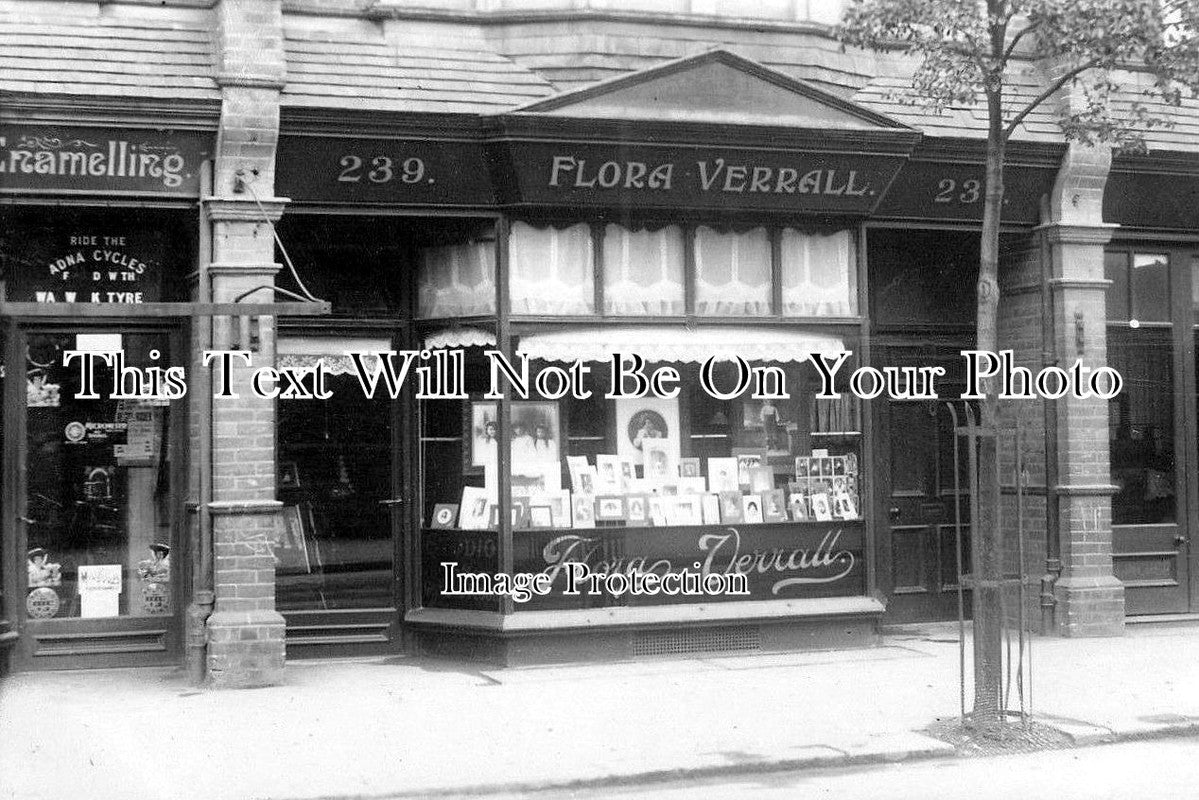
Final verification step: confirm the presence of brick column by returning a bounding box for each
[1041,142,1124,636]
[204,0,289,688]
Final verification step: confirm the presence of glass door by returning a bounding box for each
[13,325,184,669]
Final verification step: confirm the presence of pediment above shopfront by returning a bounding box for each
[507,49,910,132]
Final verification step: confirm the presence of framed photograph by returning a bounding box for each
[789,492,810,522]
[429,503,459,529]
[528,505,554,529]
[741,494,765,524]
[678,457,701,478]
[595,455,624,494]
[512,461,562,496]
[707,457,740,493]
[741,398,792,454]
[669,495,703,526]
[719,491,744,524]
[279,461,301,490]
[762,489,788,523]
[832,456,847,476]
[834,491,859,520]
[677,477,707,495]
[490,498,530,529]
[701,493,721,525]
[615,396,680,466]
[748,465,775,493]
[595,495,627,522]
[642,437,679,485]
[795,457,810,478]
[626,494,650,525]
[534,489,573,528]
[648,496,669,527]
[466,400,561,470]
[459,486,492,530]
[732,448,768,489]
[571,494,596,529]
[811,492,834,522]
[619,458,637,491]
[571,464,597,496]
[845,453,859,475]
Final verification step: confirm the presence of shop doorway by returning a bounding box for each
[7,324,186,669]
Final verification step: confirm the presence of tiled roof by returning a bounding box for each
[283,18,555,113]
[0,2,219,102]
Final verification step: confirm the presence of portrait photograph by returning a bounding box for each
[615,395,680,465]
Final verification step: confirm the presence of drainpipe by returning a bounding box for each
[1039,194,1062,631]
[185,160,216,684]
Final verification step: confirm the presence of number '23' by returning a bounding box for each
[934,178,981,204]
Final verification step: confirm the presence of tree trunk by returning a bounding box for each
[972,90,1006,731]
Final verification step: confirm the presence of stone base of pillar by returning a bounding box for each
[206,609,286,688]
[1053,575,1125,637]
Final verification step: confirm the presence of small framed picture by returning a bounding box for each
[596,455,624,494]
[528,505,555,529]
[707,457,740,493]
[832,456,847,476]
[834,491,859,520]
[810,457,825,477]
[741,494,765,524]
[535,489,572,528]
[619,458,637,491]
[719,491,744,524]
[701,493,721,525]
[279,461,301,490]
[642,437,678,484]
[811,492,833,521]
[748,465,775,493]
[459,486,491,531]
[762,489,788,523]
[678,457,701,478]
[795,457,810,478]
[732,448,768,489]
[489,499,530,529]
[789,492,809,521]
[677,477,708,495]
[845,453,859,475]
[671,495,703,526]
[626,494,650,525]
[571,494,596,529]
[648,496,669,527]
[596,495,627,521]
[820,457,834,478]
[571,464,598,496]
[430,503,459,529]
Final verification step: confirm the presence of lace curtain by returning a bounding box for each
[694,226,771,316]
[602,224,686,316]
[509,221,595,315]
[781,229,856,317]
[417,240,496,319]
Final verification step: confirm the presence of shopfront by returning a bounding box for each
[0,124,210,669]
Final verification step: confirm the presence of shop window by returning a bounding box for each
[693,226,771,315]
[418,239,496,319]
[1108,327,1175,525]
[869,229,978,326]
[601,223,686,316]
[1106,250,1171,324]
[23,332,177,620]
[509,222,595,315]
[276,338,396,611]
[781,229,856,317]
[1105,251,1130,321]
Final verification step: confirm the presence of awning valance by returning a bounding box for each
[515,327,845,364]
[278,337,389,376]
[422,328,497,350]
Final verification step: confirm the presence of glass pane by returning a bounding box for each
[781,229,857,317]
[1109,327,1175,525]
[277,371,394,610]
[1105,250,1130,322]
[25,331,176,620]
[510,222,595,315]
[694,226,771,316]
[602,224,685,316]
[868,229,977,325]
[1131,253,1170,323]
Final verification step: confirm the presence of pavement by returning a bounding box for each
[1,621,1198,800]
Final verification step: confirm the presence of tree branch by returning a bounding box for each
[1001,18,1039,63]
[1003,56,1103,141]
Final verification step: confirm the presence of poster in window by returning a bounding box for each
[615,396,680,466]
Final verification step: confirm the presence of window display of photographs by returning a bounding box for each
[707,457,739,493]
[466,400,561,470]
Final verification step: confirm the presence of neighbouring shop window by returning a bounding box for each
[510,222,595,315]
[602,223,686,316]
[276,339,396,611]
[1107,249,1175,525]
[24,332,176,620]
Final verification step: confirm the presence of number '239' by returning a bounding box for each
[934,178,981,204]
[337,155,427,184]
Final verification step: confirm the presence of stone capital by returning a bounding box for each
[204,196,290,223]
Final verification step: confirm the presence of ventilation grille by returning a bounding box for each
[632,625,761,657]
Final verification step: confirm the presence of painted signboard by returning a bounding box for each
[0,125,210,196]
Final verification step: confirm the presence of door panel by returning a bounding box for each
[15,327,183,669]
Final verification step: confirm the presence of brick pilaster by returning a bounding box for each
[204,0,289,688]
[1041,142,1124,637]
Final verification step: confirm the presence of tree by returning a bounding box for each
[837,0,1199,730]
